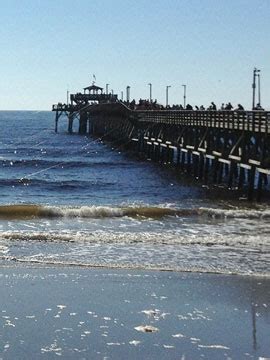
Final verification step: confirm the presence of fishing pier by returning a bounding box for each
[53,84,270,201]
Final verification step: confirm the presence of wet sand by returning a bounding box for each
[0,265,269,359]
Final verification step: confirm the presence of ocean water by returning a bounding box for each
[0,111,269,276]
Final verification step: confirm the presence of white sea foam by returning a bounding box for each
[1,229,269,248]
[172,333,185,338]
[198,344,230,350]
[135,325,159,333]
[129,340,141,346]
[40,205,270,220]
[42,205,125,219]
[199,207,270,219]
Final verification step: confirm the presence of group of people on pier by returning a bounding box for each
[121,98,266,111]
[122,99,251,111]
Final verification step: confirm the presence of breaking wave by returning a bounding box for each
[0,204,269,220]
[0,229,269,247]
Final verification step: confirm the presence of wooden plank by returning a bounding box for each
[248,159,261,166]
[198,147,206,153]
[240,163,251,170]
[213,151,222,157]
[257,168,270,175]
[229,155,241,161]
[218,158,231,165]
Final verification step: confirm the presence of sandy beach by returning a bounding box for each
[0,265,269,359]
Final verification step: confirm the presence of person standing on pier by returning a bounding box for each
[225,102,233,110]
[211,102,217,110]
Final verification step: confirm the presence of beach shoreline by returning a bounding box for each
[0,264,269,359]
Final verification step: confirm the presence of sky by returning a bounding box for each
[0,0,269,110]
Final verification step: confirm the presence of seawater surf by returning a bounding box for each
[0,204,270,220]
[0,111,269,278]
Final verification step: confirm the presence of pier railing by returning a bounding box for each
[135,110,270,134]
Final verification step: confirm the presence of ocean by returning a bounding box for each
[0,111,269,276]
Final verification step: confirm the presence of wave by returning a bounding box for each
[1,229,268,247]
[0,158,131,169]
[0,178,114,190]
[0,256,244,275]
[0,204,269,220]
[0,253,269,277]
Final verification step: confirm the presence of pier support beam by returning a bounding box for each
[79,112,88,135]
[68,113,74,134]
[55,111,59,133]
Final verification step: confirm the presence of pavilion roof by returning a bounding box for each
[83,84,103,91]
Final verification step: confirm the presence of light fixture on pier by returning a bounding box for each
[148,83,152,102]
[66,88,69,106]
[126,86,130,102]
[106,83,109,95]
[252,68,261,109]
[257,71,261,107]
[182,84,186,109]
[166,85,171,107]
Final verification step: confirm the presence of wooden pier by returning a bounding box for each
[53,85,270,201]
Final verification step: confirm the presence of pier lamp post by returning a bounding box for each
[182,84,186,109]
[166,86,171,107]
[252,68,260,109]
[66,89,69,106]
[106,84,109,95]
[258,72,261,107]
[126,86,130,102]
[148,83,152,102]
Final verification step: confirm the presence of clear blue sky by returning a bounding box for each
[0,0,269,110]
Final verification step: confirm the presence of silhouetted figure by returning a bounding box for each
[254,103,264,110]
[130,99,136,109]
[220,103,225,110]
[186,104,193,110]
[225,102,233,110]
[211,102,217,110]
[179,104,184,110]
[195,105,199,110]
[237,104,244,110]
[200,105,205,110]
